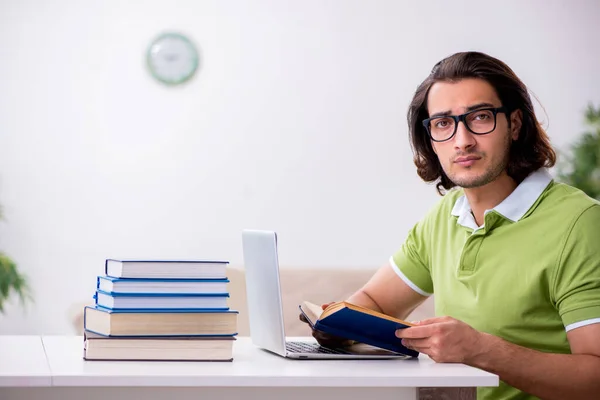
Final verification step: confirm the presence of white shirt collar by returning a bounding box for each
[451,169,553,230]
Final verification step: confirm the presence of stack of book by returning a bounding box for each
[83,259,238,361]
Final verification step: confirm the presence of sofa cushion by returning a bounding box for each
[228,267,435,337]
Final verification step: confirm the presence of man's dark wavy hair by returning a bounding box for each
[407,51,556,195]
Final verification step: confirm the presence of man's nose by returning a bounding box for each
[453,121,476,150]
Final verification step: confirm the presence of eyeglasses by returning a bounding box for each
[422,106,508,142]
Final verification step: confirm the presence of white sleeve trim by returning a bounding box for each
[565,318,600,332]
[388,256,432,297]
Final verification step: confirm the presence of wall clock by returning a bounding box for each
[146,32,199,85]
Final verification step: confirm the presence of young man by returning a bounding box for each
[301,52,600,400]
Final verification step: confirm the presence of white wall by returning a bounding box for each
[0,0,599,334]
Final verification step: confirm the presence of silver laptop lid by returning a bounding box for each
[241,229,287,356]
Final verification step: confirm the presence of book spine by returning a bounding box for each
[92,305,238,314]
[83,306,90,331]
[83,329,239,339]
[95,290,230,298]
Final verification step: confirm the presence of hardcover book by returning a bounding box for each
[83,331,235,361]
[299,301,419,357]
[84,306,238,337]
[94,290,230,310]
[105,259,228,279]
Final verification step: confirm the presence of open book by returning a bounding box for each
[299,301,419,358]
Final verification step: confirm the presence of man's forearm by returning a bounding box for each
[470,333,600,400]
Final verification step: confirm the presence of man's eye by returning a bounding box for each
[435,119,451,128]
[473,112,491,120]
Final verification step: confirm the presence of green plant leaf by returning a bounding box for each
[0,253,33,313]
[585,104,600,126]
[557,104,600,200]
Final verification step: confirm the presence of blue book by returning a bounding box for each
[299,301,419,358]
[84,305,238,337]
[97,276,230,295]
[94,290,229,310]
[105,259,228,279]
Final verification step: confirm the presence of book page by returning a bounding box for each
[300,301,325,325]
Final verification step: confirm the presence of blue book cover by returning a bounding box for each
[94,290,230,311]
[299,301,419,358]
[90,305,236,313]
[94,289,230,297]
[98,276,230,283]
[97,276,230,295]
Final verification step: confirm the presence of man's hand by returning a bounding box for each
[298,302,355,348]
[395,316,487,363]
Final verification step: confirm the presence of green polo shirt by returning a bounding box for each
[391,169,600,400]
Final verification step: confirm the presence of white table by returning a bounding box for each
[0,335,498,400]
[0,336,51,387]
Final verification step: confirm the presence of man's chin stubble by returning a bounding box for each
[448,166,506,189]
[446,136,511,189]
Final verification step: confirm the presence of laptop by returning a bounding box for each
[241,229,409,359]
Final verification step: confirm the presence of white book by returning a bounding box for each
[105,259,228,279]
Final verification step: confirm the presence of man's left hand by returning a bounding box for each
[396,316,488,363]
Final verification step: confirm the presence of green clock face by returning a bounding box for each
[146,32,199,85]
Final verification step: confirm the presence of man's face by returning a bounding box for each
[426,78,519,189]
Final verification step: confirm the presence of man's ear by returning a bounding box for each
[510,109,522,141]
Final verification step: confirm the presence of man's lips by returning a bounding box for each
[454,156,481,166]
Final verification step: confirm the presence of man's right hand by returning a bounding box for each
[298,302,355,348]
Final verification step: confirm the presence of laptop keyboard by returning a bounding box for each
[286,341,351,355]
